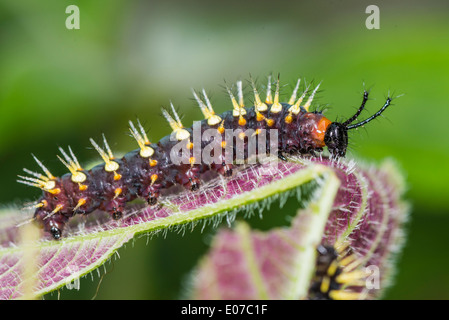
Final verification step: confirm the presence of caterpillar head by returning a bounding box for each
[324,92,392,157]
[324,122,348,157]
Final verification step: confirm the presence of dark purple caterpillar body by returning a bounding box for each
[19,77,392,239]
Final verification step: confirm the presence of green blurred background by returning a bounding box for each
[1,0,448,299]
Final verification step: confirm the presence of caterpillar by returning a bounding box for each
[18,76,392,239]
[308,244,368,300]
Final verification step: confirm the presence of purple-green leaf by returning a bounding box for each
[0,156,408,300]
[189,158,409,299]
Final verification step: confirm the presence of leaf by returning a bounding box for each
[189,158,409,299]
[0,156,331,300]
[0,157,408,300]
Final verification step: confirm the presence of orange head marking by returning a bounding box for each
[312,117,332,147]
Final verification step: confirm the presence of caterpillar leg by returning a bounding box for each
[189,177,200,191]
[104,199,126,220]
[175,164,202,192]
[147,192,159,206]
[143,184,161,206]
[278,153,287,161]
[43,225,60,240]
[185,166,202,191]
[211,157,233,177]
[34,209,69,240]
[216,162,233,177]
